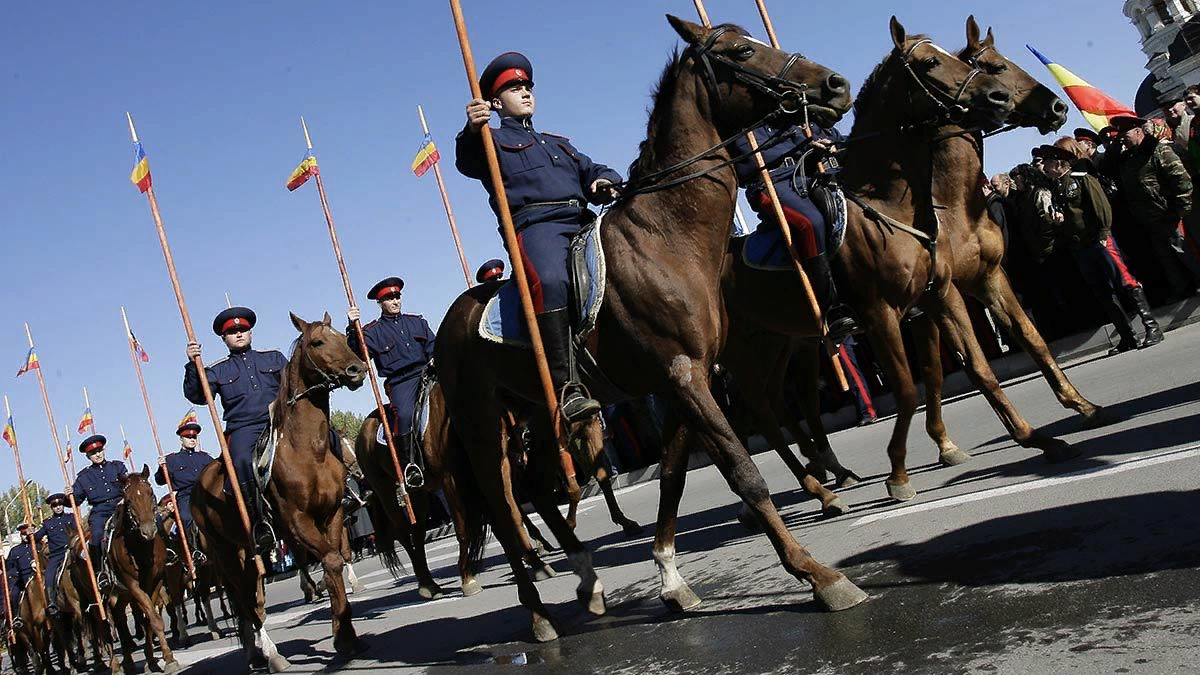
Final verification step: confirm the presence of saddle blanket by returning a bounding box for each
[375,373,434,454]
[739,185,848,271]
[479,215,606,347]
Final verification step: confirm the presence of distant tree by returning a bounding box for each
[331,409,366,446]
[0,481,52,534]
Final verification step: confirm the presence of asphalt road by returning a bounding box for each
[167,322,1200,674]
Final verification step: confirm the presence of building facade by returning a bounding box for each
[1126,0,1200,112]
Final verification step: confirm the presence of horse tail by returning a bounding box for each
[365,488,409,581]
[447,422,490,576]
[356,412,410,581]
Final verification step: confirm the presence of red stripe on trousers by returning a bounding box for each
[515,231,545,313]
[1101,236,1139,289]
[839,345,876,418]
[756,193,820,260]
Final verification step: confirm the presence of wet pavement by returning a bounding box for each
[166,323,1200,674]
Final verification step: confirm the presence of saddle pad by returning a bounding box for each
[374,375,433,452]
[254,402,279,491]
[740,227,794,271]
[479,215,606,347]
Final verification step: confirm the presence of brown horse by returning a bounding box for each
[436,16,866,642]
[53,526,108,674]
[191,312,366,672]
[716,18,1075,509]
[9,548,52,675]
[104,466,177,674]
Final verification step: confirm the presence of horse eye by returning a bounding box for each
[310,339,324,348]
[735,45,755,60]
[921,56,939,68]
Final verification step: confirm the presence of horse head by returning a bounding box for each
[959,16,1068,134]
[853,17,1014,133]
[667,15,852,132]
[119,465,159,542]
[289,312,367,393]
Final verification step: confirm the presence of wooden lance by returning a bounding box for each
[3,395,49,623]
[690,0,848,392]
[297,116,416,524]
[417,105,473,287]
[0,553,13,644]
[125,113,265,576]
[446,0,577,480]
[120,307,196,579]
[18,328,105,620]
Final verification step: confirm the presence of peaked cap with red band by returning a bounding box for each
[79,434,107,454]
[177,422,201,436]
[367,276,405,301]
[475,259,505,283]
[480,52,534,98]
[212,306,257,335]
[1073,127,1100,144]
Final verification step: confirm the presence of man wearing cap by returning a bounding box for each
[1111,114,1200,300]
[347,277,435,446]
[1040,141,1163,353]
[476,259,505,284]
[456,51,621,423]
[72,434,126,592]
[34,493,75,615]
[5,524,35,629]
[184,306,288,552]
[155,420,215,565]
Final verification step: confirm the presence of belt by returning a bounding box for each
[514,199,582,215]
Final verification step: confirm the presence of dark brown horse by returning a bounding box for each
[53,525,108,674]
[9,546,51,675]
[104,466,177,674]
[191,312,366,672]
[436,16,866,642]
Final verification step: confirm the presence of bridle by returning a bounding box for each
[122,482,155,541]
[286,327,350,406]
[616,27,828,197]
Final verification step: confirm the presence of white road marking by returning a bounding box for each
[850,445,1200,528]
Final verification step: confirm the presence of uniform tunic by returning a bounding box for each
[6,539,35,615]
[732,122,844,260]
[34,512,75,602]
[155,448,216,525]
[72,459,127,547]
[347,313,434,436]
[456,116,621,312]
[1049,170,1140,294]
[184,348,287,487]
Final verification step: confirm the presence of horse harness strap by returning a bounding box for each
[286,346,341,406]
[844,191,942,292]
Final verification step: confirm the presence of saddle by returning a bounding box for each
[738,181,848,272]
[253,403,280,491]
[374,371,435,488]
[479,215,606,346]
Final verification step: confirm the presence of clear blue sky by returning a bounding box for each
[0,1,1147,496]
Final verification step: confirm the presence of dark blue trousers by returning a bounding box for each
[44,553,65,604]
[387,377,421,437]
[226,421,269,489]
[750,179,827,259]
[1072,236,1140,294]
[516,221,580,313]
[87,503,117,547]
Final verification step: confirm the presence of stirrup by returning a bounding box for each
[561,389,601,423]
[12,617,23,630]
[192,549,208,566]
[404,463,426,489]
[252,520,277,554]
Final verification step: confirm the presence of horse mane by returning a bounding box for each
[850,35,930,135]
[272,335,305,430]
[626,23,752,183]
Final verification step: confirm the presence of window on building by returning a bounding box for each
[1183,0,1197,15]
[1154,1,1175,24]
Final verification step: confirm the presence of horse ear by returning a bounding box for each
[983,27,995,48]
[666,14,705,45]
[141,464,150,479]
[890,16,907,50]
[322,312,332,327]
[965,15,981,50]
[290,312,306,333]
[118,473,128,487]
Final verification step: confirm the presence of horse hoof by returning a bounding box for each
[836,472,860,489]
[461,579,482,597]
[1079,406,1122,430]
[163,660,181,675]
[815,576,869,612]
[736,504,762,533]
[532,616,559,643]
[532,564,556,582]
[938,448,972,466]
[418,584,445,600]
[351,581,366,594]
[1042,441,1081,464]
[805,462,831,485]
[268,654,293,672]
[660,583,702,612]
[821,496,848,518]
[577,588,607,616]
[335,637,369,657]
[211,630,222,641]
[620,520,644,537]
[886,480,917,502]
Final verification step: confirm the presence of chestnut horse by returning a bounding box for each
[435,16,866,642]
[191,312,366,672]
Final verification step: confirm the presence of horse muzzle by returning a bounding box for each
[343,363,366,391]
[138,522,158,541]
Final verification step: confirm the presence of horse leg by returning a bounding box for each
[521,511,556,558]
[298,562,318,604]
[286,510,363,657]
[976,271,1114,427]
[908,314,972,466]
[791,342,861,487]
[652,420,703,611]
[595,462,642,536]
[201,584,221,641]
[863,307,923,501]
[126,582,177,674]
[401,491,445,600]
[531,490,607,616]
[107,600,135,675]
[341,529,365,594]
[932,287,1078,462]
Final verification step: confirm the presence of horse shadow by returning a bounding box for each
[836,489,1200,589]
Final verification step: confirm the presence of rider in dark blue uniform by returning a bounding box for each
[347,277,435,444]
[72,434,126,592]
[6,524,35,629]
[184,306,287,552]
[456,52,621,423]
[34,493,75,615]
[732,121,858,338]
[155,419,215,564]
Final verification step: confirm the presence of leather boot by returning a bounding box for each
[537,309,600,423]
[90,545,112,594]
[1127,285,1164,348]
[803,254,860,341]
[1101,293,1139,355]
[186,526,208,566]
[241,481,276,555]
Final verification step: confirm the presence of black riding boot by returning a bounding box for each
[241,481,276,555]
[186,525,207,566]
[804,253,860,341]
[1127,285,1164,348]
[1101,292,1139,355]
[537,308,600,423]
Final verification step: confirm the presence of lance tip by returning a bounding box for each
[301,116,313,150]
[126,112,139,143]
